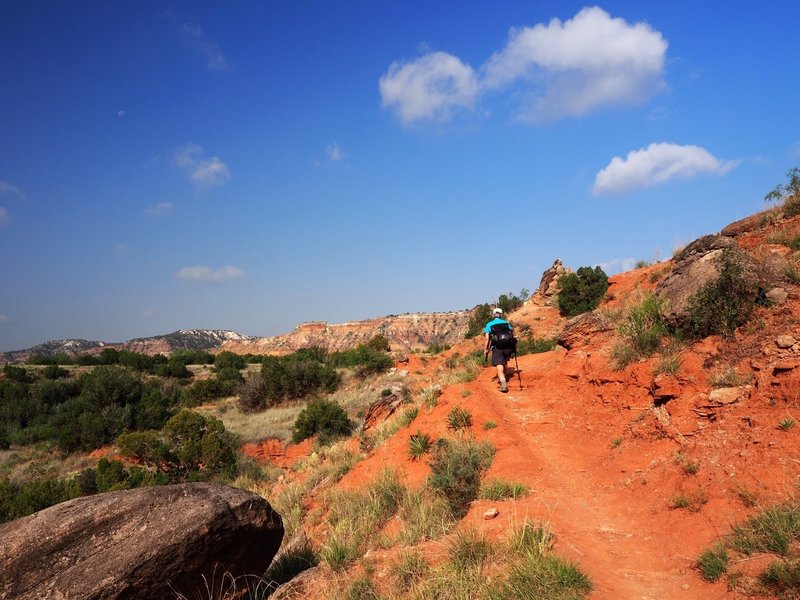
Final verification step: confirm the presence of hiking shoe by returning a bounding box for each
[500,383,508,393]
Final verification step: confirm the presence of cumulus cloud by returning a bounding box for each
[180,20,229,71]
[482,7,667,121]
[145,201,175,217]
[379,51,479,124]
[593,142,739,195]
[0,207,8,228]
[174,143,231,187]
[176,265,245,283]
[326,143,344,162]
[380,7,668,124]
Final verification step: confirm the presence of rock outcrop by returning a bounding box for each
[221,312,470,355]
[655,235,739,324]
[0,483,283,600]
[535,258,572,305]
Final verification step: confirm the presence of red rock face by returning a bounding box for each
[221,312,471,355]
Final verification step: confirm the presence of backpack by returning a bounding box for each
[489,323,517,350]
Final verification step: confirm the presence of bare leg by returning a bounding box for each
[495,363,507,391]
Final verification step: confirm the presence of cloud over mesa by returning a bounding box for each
[379,7,667,124]
[593,143,739,195]
[176,265,245,283]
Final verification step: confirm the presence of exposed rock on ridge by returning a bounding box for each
[221,312,471,355]
[0,483,283,600]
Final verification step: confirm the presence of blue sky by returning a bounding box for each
[1,1,799,351]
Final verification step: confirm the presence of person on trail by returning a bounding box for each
[484,307,515,393]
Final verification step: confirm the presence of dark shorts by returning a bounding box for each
[491,347,513,366]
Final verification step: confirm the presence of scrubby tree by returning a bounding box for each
[292,398,353,444]
[556,266,609,318]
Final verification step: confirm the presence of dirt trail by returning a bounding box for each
[466,349,732,600]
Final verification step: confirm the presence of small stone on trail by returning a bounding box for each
[484,508,499,520]
[776,335,797,349]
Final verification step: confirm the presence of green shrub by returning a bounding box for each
[447,407,472,431]
[42,364,69,379]
[261,353,340,403]
[213,351,246,371]
[79,365,143,408]
[612,292,668,368]
[681,248,759,340]
[486,552,592,599]
[516,337,557,356]
[465,292,526,338]
[557,266,609,318]
[409,431,432,460]
[292,398,353,444]
[3,365,33,383]
[765,167,800,217]
[237,375,269,413]
[447,527,493,572]
[428,438,495,519]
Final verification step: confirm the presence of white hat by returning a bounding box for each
[492,307,503,315]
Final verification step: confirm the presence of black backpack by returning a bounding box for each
[489,323,517,350]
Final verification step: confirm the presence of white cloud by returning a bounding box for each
[326,143,344,162]
[117,110,125,117]
[593,142,739,195]
[176,265,245,283]
[0,207,8,228]
[0,180,25,199]
[379,51,479,124]
[145,201,175,217]
[597,257,637,275]
[381,7,668,125]
[174,143,231,188]
[180,20,229,71]
[482,7,667,121]
[0,314,9,324]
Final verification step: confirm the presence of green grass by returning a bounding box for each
[697,544,729,582]
[611,292,669,369]
[653,354,681,376]
[730,501,800,556]
[483,420,497,430]
[709,367,751,388]
[668,491,707,512]
[263,542,319,590]
[446,528,493,572]
[480,478,529,500]
[779,418,796,431]
[390,550,430,594]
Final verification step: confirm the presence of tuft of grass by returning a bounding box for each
[428,438,495,519]
[611,292,669,369]
[390,550,429,594]
[697,544,729,582]
[446,528,494,572]
[734,485,759,508]
[610,437,622,449]
[710,367,751,388]
[344,575,381,600]
[397,488,455,544]
[408,431,433,460]
[778,418,796,431]
[480,478,529,500]
[263,542,319,590]
[730,500,800,556]
[398,406,419,428]
[668,491,708,512]
[653,354,681,376]
[483,420,497,430]
[485,552,592,599]
[760,559,800,595]
[447,407,473,431]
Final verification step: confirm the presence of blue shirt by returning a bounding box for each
[484,318,512,334]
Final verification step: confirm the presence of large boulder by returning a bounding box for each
[0,483,283,600]
[655,235,740,324]
[557,311,612,350]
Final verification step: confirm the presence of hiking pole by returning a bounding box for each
[513,351,522,390]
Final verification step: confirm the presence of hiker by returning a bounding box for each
[484,307,515,393]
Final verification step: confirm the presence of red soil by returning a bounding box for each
[246,245,800,598]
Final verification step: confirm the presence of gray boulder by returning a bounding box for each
[655,235,744,324]
[0,483,283,600]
